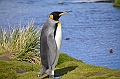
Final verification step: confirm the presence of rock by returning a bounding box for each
[65,38,70,40]
[15,68,27,73]
[58,1,64,4]
[59,0,115,3]
[0,52,12,61]
[109,49,113,53]
[93,0,115,2]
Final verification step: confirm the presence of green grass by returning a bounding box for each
[113,0,120,7]
[0,53,120,79]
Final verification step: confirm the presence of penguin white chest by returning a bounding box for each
[55,22,62,50]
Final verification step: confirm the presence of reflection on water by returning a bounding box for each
[0,0,120,69]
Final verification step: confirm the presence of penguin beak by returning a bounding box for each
[59,10,72,16]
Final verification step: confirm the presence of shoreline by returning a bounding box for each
[0,53,120,79]
[58,0,115,4]
[74,0,115,2]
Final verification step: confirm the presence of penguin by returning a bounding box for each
[38,10,71,79]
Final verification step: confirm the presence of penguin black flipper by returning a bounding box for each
[47,34,57,66]
[47,33,57,74]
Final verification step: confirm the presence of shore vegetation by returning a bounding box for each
[113,0,120,7]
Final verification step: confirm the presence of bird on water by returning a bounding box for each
[38,10,71,79]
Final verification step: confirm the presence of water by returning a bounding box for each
[0,0,120,69]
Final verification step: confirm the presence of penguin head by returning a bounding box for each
[49,10,72,21]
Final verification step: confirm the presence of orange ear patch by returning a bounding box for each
[49,14,53,19]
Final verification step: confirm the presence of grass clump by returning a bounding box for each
[113,0,120,7]
[0,22,40,63]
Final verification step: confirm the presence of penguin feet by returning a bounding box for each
[49,74,61,79]
[54,74,62,79]
[37,74,43,77]
[37,74,61,79]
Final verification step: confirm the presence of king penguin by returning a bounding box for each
[38,10,71,79]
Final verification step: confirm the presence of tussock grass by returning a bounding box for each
[0,22,40,63]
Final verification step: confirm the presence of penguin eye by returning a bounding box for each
[49,14,53,19]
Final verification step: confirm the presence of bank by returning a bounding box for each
[0,53,120,79]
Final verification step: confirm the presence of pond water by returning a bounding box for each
[0,0,120,69]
